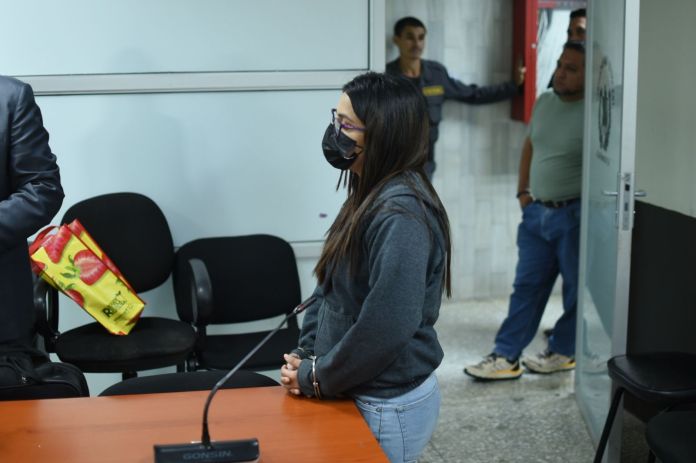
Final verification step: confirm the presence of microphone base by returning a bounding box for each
[154,438,259,463]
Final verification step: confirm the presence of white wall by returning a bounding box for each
[386,0,528,299]
[36,90,346,245]
[635,0,696,217]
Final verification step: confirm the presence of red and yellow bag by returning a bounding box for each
[29,220,145,335]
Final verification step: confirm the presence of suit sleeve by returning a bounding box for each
[0,82,64,252]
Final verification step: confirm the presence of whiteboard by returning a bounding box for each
[37,89,348,245]
[3,0,369,76]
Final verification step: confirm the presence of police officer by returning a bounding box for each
[386,17,524,178]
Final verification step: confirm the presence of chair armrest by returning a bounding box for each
[187,258,214,326]
[33,277,61,352]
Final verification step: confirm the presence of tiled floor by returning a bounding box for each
[418,296,649,463]
[419,296,595,462]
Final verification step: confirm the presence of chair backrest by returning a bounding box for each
[173,235,301,324]
[99,370,279,396]
[646,410,696,463]
[62,193,175,293]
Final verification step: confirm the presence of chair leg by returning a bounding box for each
[647,450,656,463]
[593,387,624,463]
[186,356,199,372]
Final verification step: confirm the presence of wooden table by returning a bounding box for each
[0,386,387,462]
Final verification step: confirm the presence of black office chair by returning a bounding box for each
[173,235,302,371]
[645,409,696,463]
[99,370,278,396]
[34,193,196,380]
[593,352,696,463]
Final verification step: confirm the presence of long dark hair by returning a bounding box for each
[314,72,452,297]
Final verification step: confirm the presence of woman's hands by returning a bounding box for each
[280,353,302,396]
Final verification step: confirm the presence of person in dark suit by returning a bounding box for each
[0,76,63,348]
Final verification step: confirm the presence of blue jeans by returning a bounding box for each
[354,373,440,463]
[494,200,580,359]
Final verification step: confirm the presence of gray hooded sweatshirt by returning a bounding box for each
[294,171,447,399]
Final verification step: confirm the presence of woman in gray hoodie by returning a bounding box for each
[281,72,452,463]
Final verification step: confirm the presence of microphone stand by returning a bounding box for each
[154,296,316,463]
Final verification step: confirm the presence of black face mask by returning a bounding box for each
[321,124,362,170]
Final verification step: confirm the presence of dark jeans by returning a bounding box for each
[494,200,581,359]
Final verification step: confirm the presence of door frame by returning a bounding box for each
[575,0,641,458]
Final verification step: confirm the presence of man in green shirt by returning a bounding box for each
[465,42,585,380]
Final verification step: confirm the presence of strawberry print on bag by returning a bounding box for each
[29,220,145,335]
[72,250,108,285]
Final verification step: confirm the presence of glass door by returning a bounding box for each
[575,0,640,460]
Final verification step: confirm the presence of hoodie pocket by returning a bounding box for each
[313,301,355,357]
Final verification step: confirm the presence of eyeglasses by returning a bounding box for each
[331,109,365,137]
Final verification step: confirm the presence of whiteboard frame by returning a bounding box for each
[18,0,385,96]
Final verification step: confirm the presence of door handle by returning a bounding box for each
[605,174,645,230]
[602,190,646,197]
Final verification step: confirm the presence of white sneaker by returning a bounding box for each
[464,353,523,380]
[523,350,575,374]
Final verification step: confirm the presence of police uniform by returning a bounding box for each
[386,59,518,176]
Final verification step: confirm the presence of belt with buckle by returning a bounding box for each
[535,198,579,208]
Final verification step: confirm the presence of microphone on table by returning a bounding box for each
[153,296,317,463]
